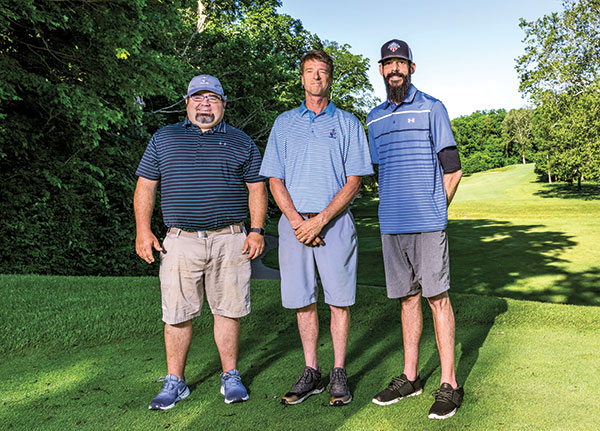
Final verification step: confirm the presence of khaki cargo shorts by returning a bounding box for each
[159,224,251,325]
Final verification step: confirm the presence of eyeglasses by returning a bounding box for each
[190,94,222,103]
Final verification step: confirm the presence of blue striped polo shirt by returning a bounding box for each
[260,101,373,212]
[367,85,456,234]
[136,119,264,231]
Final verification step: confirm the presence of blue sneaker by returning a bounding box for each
[148,374,190,410]
[220,369,249,404]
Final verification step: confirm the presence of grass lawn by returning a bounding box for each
[1,275,599,430]
[267,163,600,305]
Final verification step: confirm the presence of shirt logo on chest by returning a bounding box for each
[329,129,337,139]
[407,118,415,124]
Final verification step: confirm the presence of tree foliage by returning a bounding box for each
[0,0,375,275]
[451,109,518,174]
[502,108,535,164]
[516,0,600,185]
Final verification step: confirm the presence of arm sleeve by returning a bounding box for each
[135,135,161,180]
[430,101,457,153]
[438,146,462,173]
[259,117,285,179]
[367,114,380,164]
[345,115,374,176]
[242,136,265,183]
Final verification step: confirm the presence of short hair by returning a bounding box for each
[300,50,334,76]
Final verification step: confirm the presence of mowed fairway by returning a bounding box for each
[2,164,600,430]
[449,164,600,305]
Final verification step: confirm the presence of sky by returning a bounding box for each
[278,0,564,119]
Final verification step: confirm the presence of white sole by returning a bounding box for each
[428,407,458,420]
[148,386,190,410]
[372,388,423,406]
[221,385,249,404]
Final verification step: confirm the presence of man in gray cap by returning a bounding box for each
[134,74,267,408]
[367,40,464,419]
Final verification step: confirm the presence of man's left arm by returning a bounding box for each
[243,181,267,259]
[443,169,462,207]
[293,176,362,245]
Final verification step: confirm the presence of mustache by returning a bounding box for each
[385,72,408,80]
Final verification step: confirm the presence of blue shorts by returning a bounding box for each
[278,210,357,309]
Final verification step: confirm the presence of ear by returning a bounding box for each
[379,63,384,77]
[410,62,416,74]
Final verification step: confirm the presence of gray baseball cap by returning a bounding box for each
[186,74,225,97]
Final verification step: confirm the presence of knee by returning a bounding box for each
[427,292,450,313]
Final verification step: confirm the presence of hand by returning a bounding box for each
[136,230,163,263]
[242,232,265,260]
[294,216,326,246]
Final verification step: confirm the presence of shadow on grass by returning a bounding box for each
[448,219,600,306]
[533,182,600,200]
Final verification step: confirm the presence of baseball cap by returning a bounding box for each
[186,74,225,98]
[378,39,413,63]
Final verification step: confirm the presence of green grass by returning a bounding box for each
[269,164,600,305]
[3,165,600,429]
[1,275,599,430]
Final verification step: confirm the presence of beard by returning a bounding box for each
[195,113,215,124]
[385,71,411,104]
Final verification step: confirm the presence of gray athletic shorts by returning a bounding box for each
[278,210,357,309]
[381,230,450,299]
[159,224,251,325]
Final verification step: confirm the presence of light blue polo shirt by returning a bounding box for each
[261,101,373,212]
[367,85,456,234]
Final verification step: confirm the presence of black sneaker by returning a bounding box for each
[281,366,325,405]
[428,383,464,419]
[372,374,423,406]
[329,367,352,406]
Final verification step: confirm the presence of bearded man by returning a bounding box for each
[367,40,464,420]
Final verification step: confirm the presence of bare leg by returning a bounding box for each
[427,291,458,388]
[330,305,350,369]
[400,293,422,380]
[165,320,193,379]
[213,315,240,373]
[297,303,319,369]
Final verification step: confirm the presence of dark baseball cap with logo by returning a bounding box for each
[378,39,413,63]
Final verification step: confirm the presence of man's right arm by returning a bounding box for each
[134,177,162,263]
[269,178,324,246]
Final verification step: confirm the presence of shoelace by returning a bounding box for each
[330,369,347,391]
[222,372,242,385]
[387,376,409,390]
[431,387,454,402]
[294,368,316,386]
[156,376,178,392]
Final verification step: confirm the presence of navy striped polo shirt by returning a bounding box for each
[367,85,456,234]
[136,119,264,231]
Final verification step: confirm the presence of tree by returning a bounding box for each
[516,0,600,186]
[502,108,534,164]
[451,109,512,174]
[0,0,376,275]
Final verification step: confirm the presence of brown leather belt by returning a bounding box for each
[300,213,319,219]
[168,223,243,238]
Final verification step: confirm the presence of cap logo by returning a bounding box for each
[388,42,401,52]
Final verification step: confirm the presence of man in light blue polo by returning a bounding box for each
[260,50,373,406]
[368,40,464,420]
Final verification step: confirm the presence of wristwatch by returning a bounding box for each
[249,227,265,235]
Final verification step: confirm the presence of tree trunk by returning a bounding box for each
[578,175,582,190]
[546,154,552,184]
[522,152,526,164]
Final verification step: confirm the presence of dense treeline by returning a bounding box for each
[452,0,599,181]
[0,0,373,275]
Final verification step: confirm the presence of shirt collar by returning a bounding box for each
[299,100,336,118]
[183,117,227,134]
[383,84,417,110]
